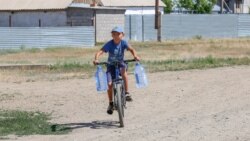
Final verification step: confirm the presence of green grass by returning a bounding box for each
[2,38,250,79]
[2,55,250,78]
[0,110,70,136]
[49,61,95,72]
[143,56,250,72]
[0,49,21,55]
[46,56,250,75]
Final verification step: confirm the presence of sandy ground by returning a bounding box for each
[0,66,250,141]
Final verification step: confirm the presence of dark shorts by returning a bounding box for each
[106,62,127,83]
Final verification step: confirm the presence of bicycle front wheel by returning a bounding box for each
[115,83,124,127]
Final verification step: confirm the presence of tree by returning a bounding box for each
[193,0,217,14]
[178,0,216,14]
[162,0,173,14]
[179,0,194,11]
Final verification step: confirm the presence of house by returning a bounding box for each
[97,0,166,15]
[0,0,126,42]
[218,0,250,13]
[0,0,125,27]
[0,0,72,27]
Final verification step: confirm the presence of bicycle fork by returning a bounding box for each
[112,80,127,110]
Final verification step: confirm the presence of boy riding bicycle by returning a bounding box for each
[93,26,140,115]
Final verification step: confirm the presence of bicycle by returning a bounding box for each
[97,59,136,127]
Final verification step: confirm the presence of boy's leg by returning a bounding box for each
[107,70,114,114]
[121,67,133,101]
[121,68,128,92]
[107,83,113,102]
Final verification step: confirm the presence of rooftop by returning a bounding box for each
[0,0,73,11]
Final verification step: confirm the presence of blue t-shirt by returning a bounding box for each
[102,40,129,62]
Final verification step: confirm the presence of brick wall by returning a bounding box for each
[96,9,125,42]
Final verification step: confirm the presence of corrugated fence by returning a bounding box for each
[125,14,250,41]
[1,15,250,49]
[238,15,250,37]
[0,26,95,49]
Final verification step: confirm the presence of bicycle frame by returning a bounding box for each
[97,59,136,127]
[112,61,126,109]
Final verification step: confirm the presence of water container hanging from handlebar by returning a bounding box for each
[134,62,148,88]
[95,65,108,91]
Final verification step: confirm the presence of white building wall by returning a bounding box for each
[122,7,164,15]
[243,0,250,13]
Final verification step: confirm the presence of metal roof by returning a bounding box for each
[73,0,102,5]
[69,3,126,10]
[0,0,73,11]
[100,0,166,7]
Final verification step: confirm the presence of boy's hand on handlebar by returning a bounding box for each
[93,60,99,65]
[134,56,140,61]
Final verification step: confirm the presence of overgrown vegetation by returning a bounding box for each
[162,0,173,13]
[49,62,94,72]
[1,38,250,80]
[47,56,250,74]
[142,56,250,72]
[0,110,70,136]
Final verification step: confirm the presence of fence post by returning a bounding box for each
[129,15,132,40]
[9,15,12,27]
[39,19,41,27]
[93,9,97,45]
[142,15,144,42]
[157,11,161,42]
[155,0,161,42]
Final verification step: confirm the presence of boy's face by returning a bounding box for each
[112,32,124,43]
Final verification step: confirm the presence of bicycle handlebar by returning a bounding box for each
[96,59,137,66]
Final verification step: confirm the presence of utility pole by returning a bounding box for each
[155,0,159,29]
[155,0,161,42]
[220,0,224,14]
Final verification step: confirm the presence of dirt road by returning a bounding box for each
[1,66,250,141]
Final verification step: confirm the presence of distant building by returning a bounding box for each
[98,0,166,15]
[217,0,250,13]
[0,0,126,42]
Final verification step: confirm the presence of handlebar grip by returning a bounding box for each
[96,62,108,65]
[124,59,137,63]
[97,59,137,65]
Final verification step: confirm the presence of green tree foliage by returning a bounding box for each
[178,0,217,14]
[162,0,173,13]
[194,0,217,14]
[179,0,194,11]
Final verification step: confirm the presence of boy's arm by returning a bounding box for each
[127,46,140,61]
[93,49,105,65]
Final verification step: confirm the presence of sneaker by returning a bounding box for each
[107,102,114,115]
[125,92,133,102]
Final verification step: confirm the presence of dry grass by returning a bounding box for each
[0,47,98,65]
[1,38,250,65]
[1,38,250,82]
[130,38,250,61]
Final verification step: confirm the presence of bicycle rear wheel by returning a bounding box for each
[115,83,124,127]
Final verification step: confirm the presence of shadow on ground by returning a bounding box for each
[51,120,121,131]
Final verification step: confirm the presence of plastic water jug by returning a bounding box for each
[134,62,148,88]
[95,65,108,91]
